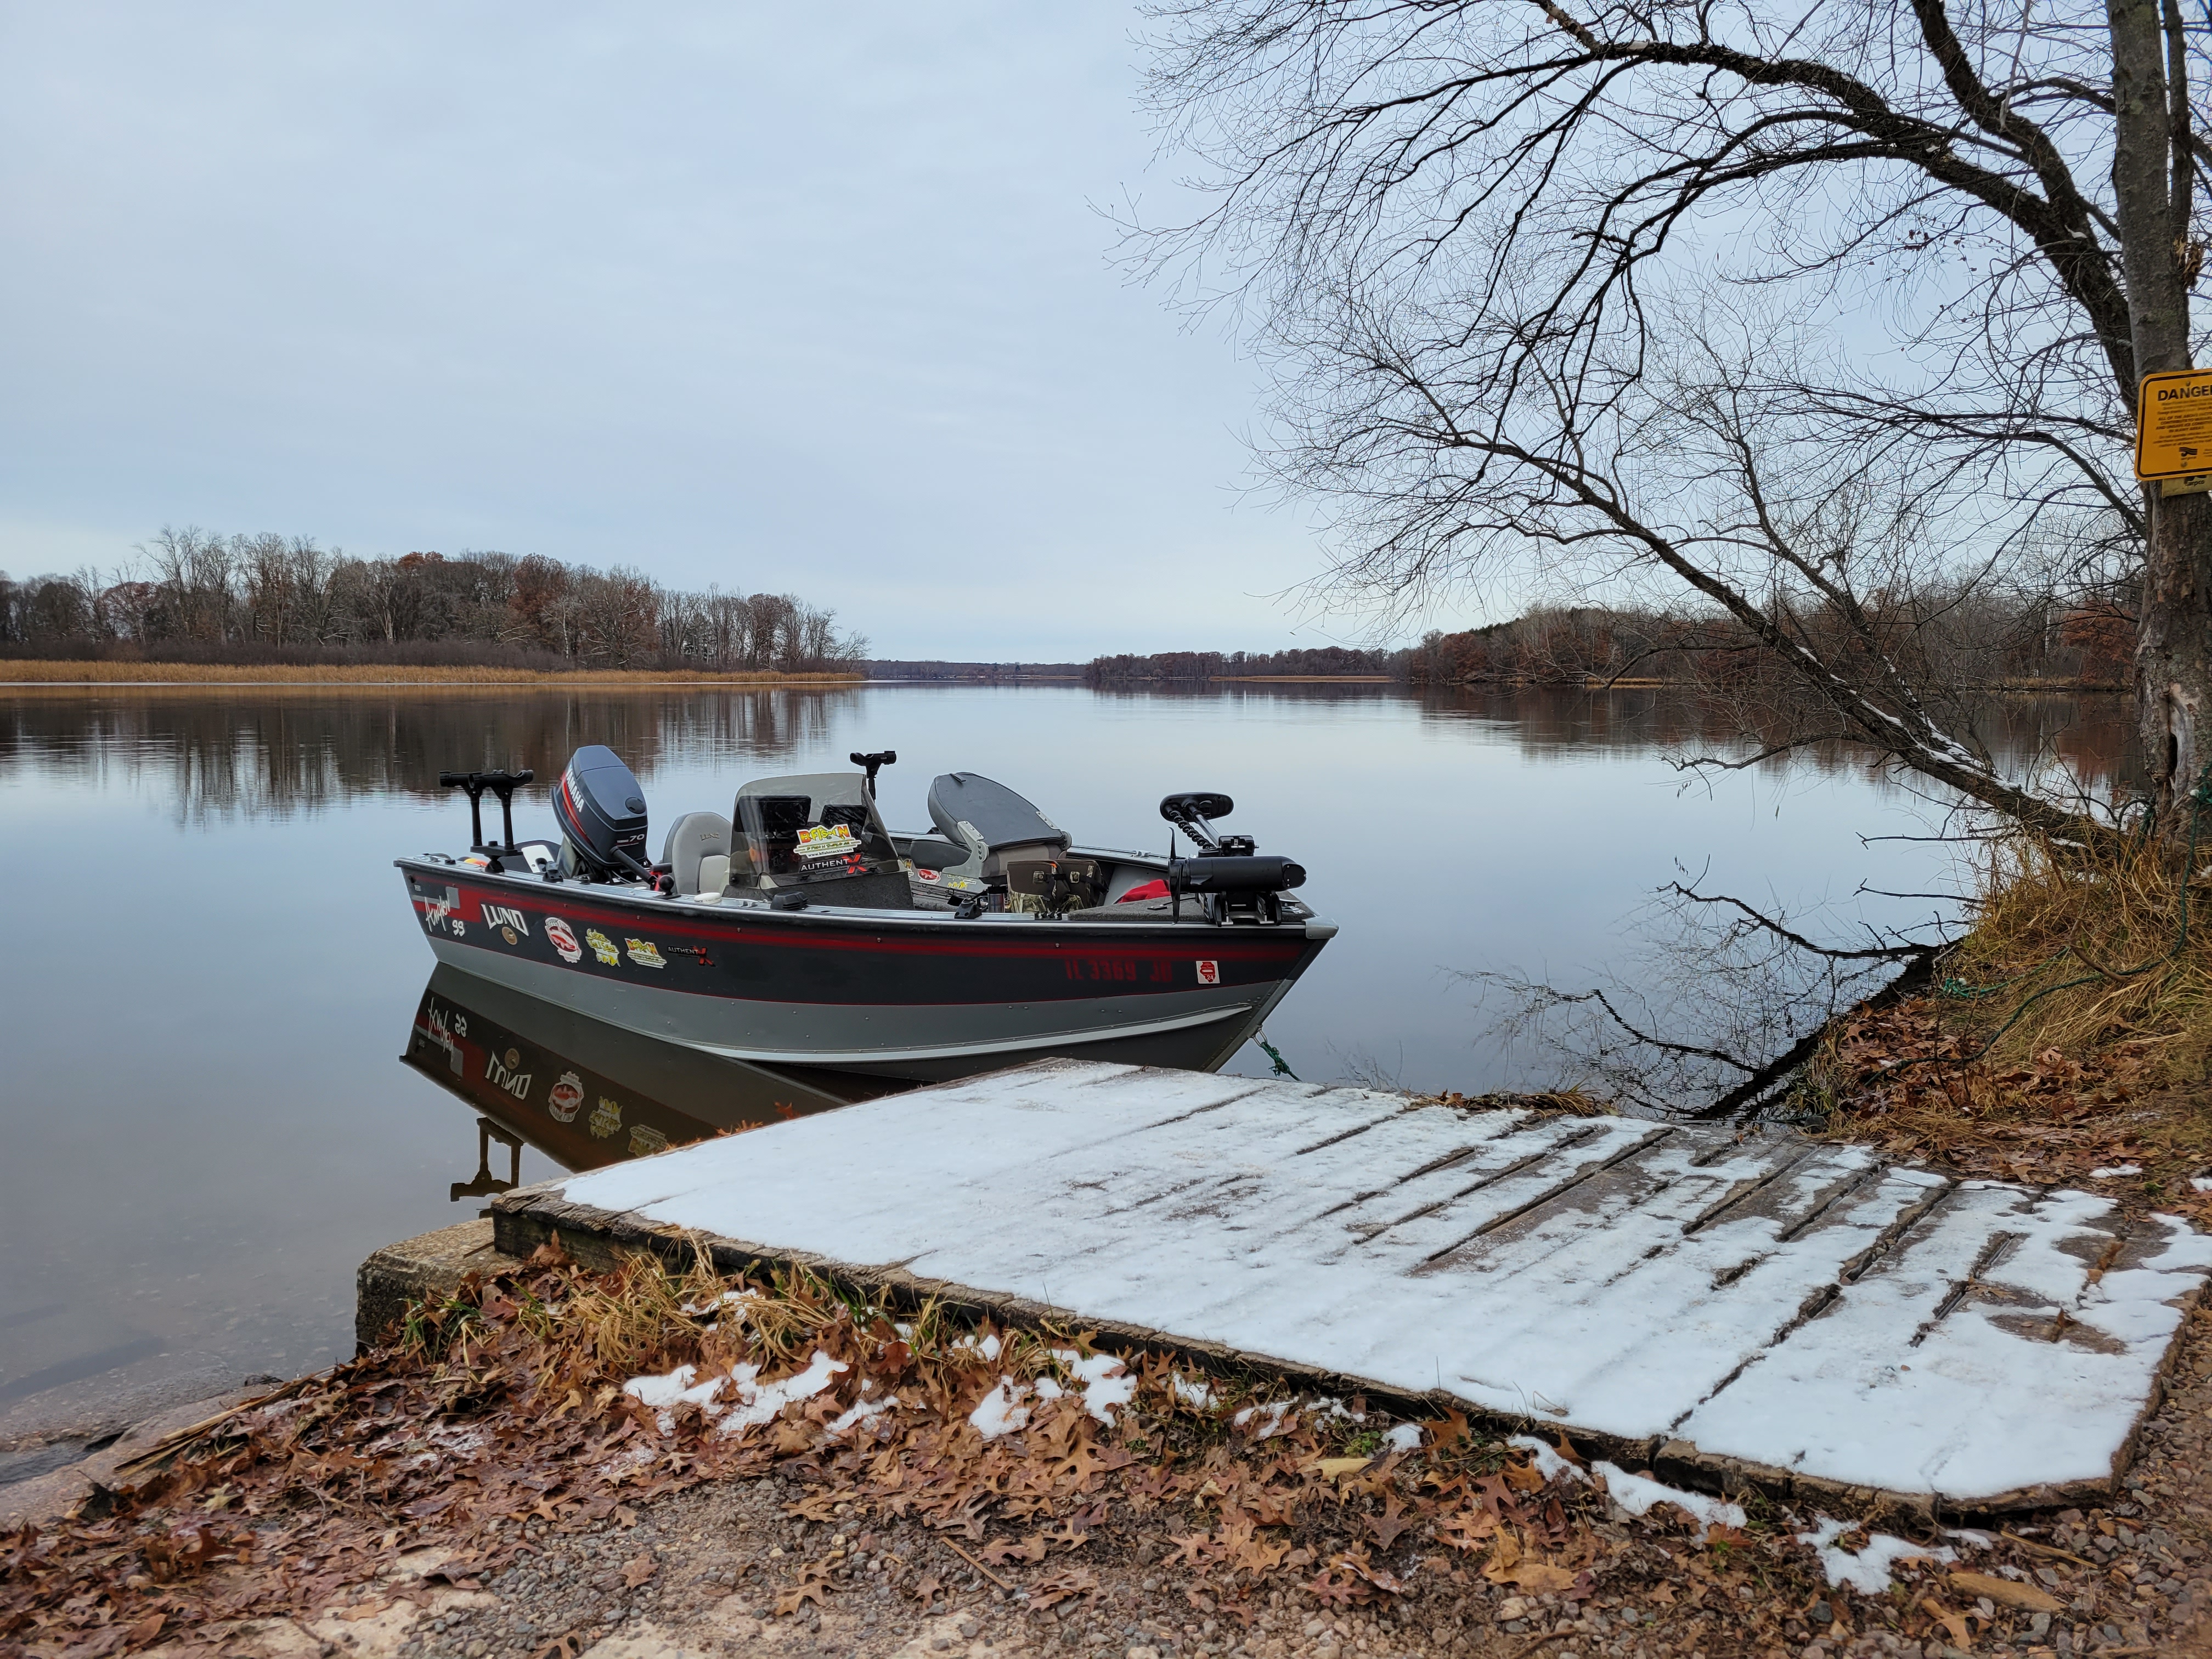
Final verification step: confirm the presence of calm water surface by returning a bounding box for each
[0,681,2125,1452]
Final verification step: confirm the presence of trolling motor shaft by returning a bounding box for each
[438,768,534,856]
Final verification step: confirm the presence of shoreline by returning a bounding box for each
[0,662,865,689]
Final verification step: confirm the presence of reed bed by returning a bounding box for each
[0,659,862,686]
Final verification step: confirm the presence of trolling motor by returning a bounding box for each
[850,750,897,799]
[438,768,534,871]
[1159,792,1306,924]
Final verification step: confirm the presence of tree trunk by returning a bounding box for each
[2109,0,2205,829]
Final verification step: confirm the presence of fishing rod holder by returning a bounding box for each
[438,768,535,856]
[850,750,897,799]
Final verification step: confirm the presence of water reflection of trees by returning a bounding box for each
[2,682,2139,821]
[0,689,864,819]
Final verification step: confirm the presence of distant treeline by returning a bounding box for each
[1402,603,2133,689]
[0,528,868,673]
[863,661,1084,680]
[1085,646,1402,682]
[1086,601,2134,690]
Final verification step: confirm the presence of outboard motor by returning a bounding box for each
[1160,791,1306,923]
[554,745,652,881]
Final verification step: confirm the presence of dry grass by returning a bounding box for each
[1803,821,2212,1209]
[0,659,861,686]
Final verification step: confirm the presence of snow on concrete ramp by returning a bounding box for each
[493,1059,2212,1511]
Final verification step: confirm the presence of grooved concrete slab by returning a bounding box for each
[490,1059,2212,1513]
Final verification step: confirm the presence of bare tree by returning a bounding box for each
[1136,0,2209,835]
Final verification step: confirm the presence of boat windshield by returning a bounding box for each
[732,773,901,888]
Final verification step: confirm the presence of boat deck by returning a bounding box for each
[490,1059,2212,1513]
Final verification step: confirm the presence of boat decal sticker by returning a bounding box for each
[585,928,621,966]
[1195,960,1221,986]
[590,1097,623,1138]
[419,884,460,932]
[484,1046,532,1101]
[625,938,667,969]
[629,1123,670,1157]
[450,918,467,938]
[482,903,531,938]
[548,1070,584,1123]
[545,917,583,963]
[795,823,862,860]
[915,867,942,884]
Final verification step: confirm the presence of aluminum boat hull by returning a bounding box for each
[398,859,1335,1080]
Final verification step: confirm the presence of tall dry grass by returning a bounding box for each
[0,659,862,686]
[1933,817,2212,1076]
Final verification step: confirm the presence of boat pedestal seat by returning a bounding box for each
[663,811,733,896]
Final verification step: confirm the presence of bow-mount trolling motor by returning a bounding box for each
[1158,792,1307,924]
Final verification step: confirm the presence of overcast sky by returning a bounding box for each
[0,4,1506,659]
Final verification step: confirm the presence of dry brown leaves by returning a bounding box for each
[0,1246,1926,1657]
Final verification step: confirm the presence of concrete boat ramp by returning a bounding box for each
[489,1059,2212,1515]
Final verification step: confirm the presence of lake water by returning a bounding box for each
[0,680,2127,1465]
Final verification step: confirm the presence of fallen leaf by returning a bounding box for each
[123,1613,165,1647]
[1922,1595,1973,1649]
[1494,1560,1577,1592]
[621,1556,657,1589]
[1310,1457,1374,1482]
[337,1601,393,1622]
[1029,1567,1098,1609]
[1948,1570,2061,1613]
[774,1563,833,1616]
[1365,1492,1417,1551]
[1499,1460,1545,1493]
[910,1573,945,1607]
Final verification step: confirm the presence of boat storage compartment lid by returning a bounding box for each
[928,772,1069,856]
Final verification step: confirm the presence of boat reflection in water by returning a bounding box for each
[403,964,904,1197]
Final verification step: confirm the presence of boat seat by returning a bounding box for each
[927,772,1068,878]
[663,811,733,895]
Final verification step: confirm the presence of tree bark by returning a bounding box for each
[2110,0,2206,827]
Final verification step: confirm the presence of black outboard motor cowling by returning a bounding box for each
[555,745,650,878]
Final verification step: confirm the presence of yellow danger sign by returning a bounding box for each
[2136,367,2212,479]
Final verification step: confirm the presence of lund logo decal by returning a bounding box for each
[625,938,667,969]
[483,904,531,938]
[484,1046,532,1101]
[1195,960,1220,986]
[548,1070,584,1123]
[545,917,583,963]
[585,928,621,966]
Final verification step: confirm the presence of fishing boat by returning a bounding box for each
[395,747,1335,1080]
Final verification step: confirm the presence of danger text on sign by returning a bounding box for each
[2135,367,2212,479]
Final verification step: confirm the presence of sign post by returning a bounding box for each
[2136,367,2212,495]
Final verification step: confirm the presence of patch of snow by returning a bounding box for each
[1232,1400,1294,1437]
[1592,1463,1745,1538]
[680,1289,759,1317]
[1797,1519,1954,1594]
[1171,1372,1217,1410]
[714,1350,849,1437]
[828,1393,901,1435]
[2092,1165,2142,1178]
[1507,1435,1589,1485]
[2192,1176,2212,1193]
[1384,1422,1424,1453]
[951,1331,1003,1362]
[1050,1350,1137,1425]
[969,1378,1031,1440]
[623,1364,727,1431]
[1942,1527,1995,1550]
